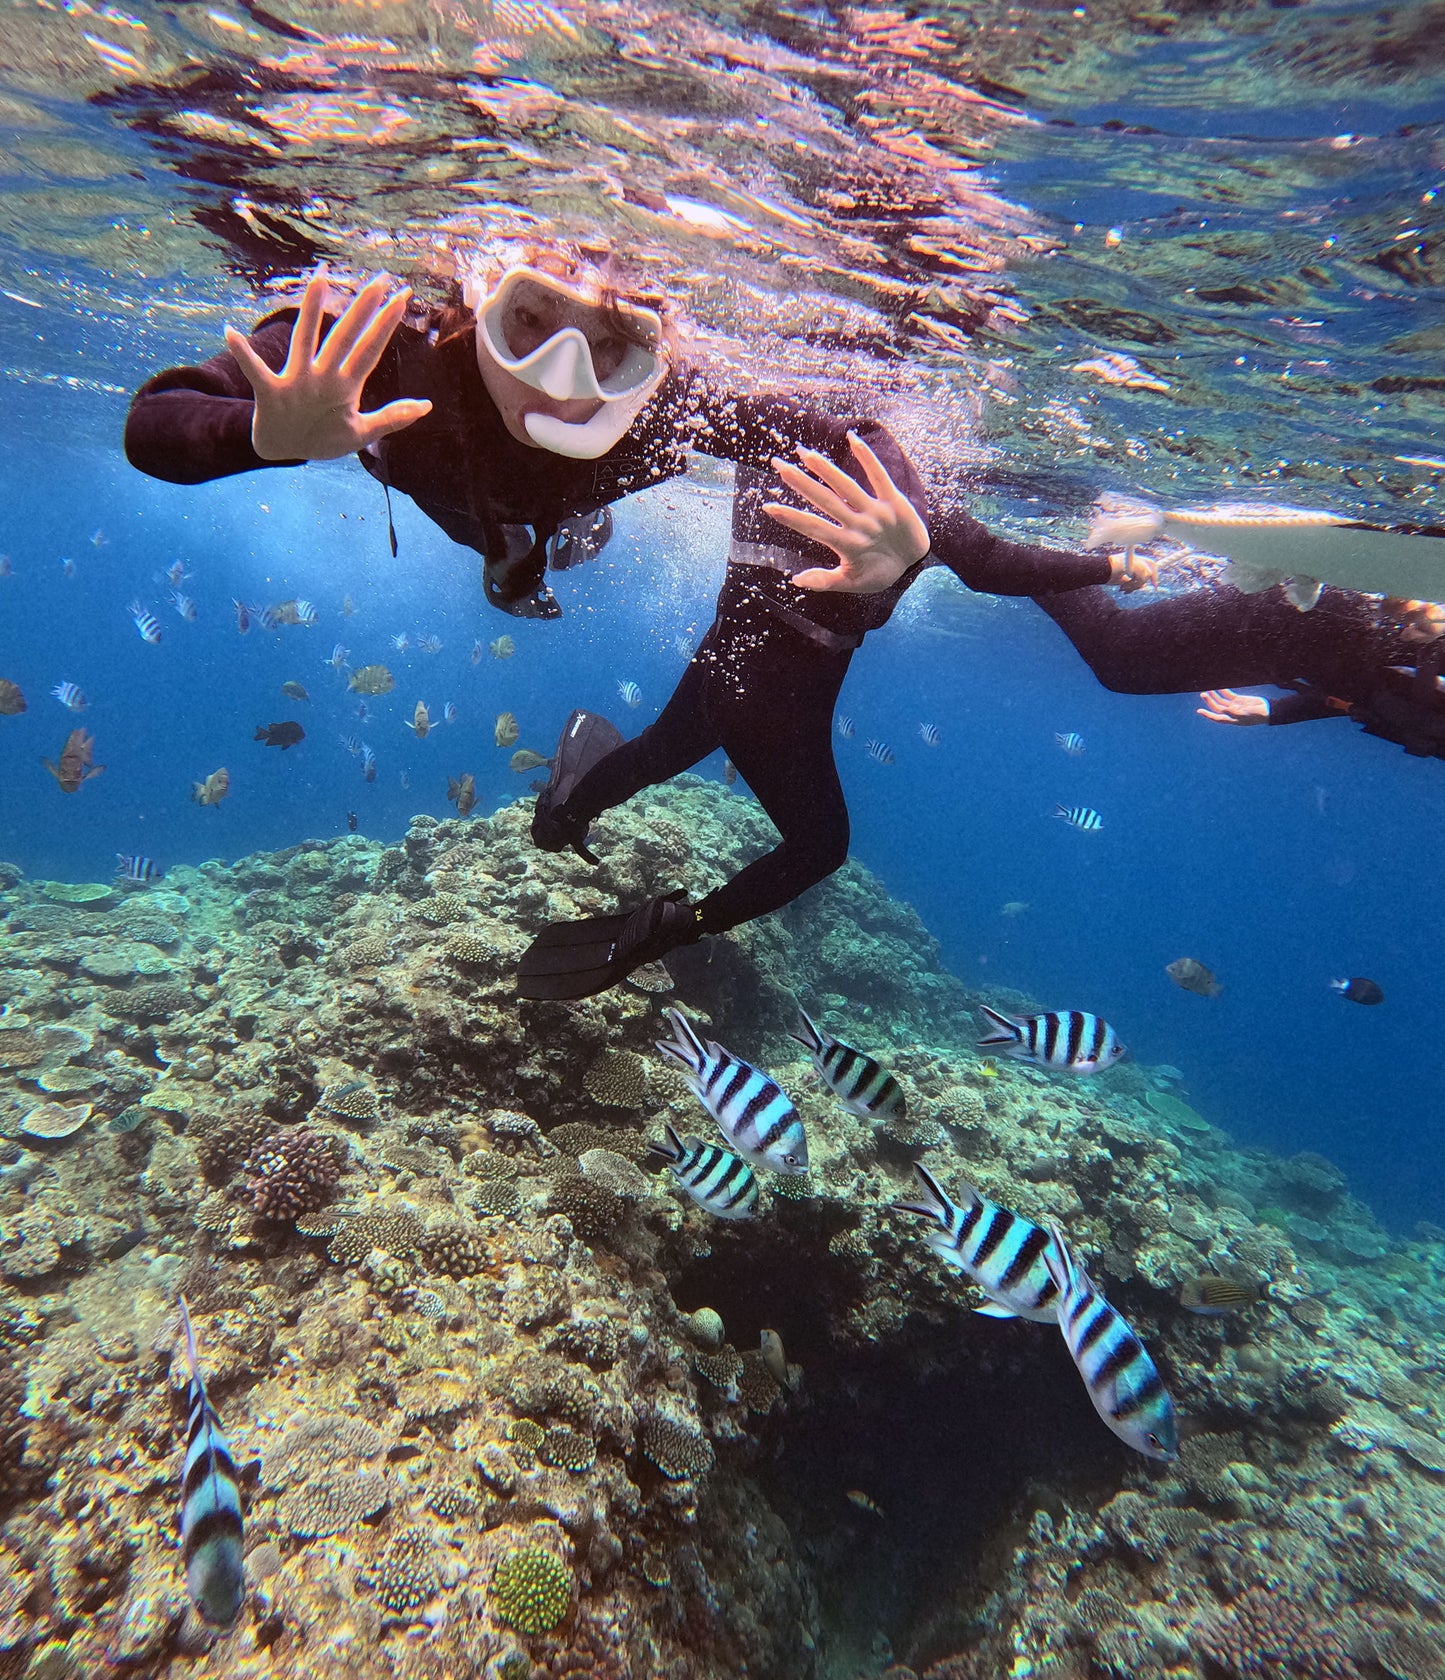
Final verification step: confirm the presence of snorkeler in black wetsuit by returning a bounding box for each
[1033,581,1445,758]
[518,466,1128,997]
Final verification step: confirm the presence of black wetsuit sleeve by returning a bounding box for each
[124,317,308,483]
[928,502,1112,595]
[1267,687,1346,726]
[1033,582,1410,698]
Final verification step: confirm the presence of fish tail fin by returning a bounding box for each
[891,1162,954,1225]
[655,1008,707,1077]
[1041,1222,1078,1300]
[788,1005,825,1055]
[1328,978,1347,993]
[648,1123,685,1164]
[176,1294,205,1391]
[976,1005,1020,1048]
[41,759,58,782]
[1051,804,1070,822]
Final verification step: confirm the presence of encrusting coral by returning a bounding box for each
[0,778,1441,1680]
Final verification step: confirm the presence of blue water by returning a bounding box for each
[4,378,1442,1233]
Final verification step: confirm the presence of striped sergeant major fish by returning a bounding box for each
[836,714,855,740]
[617,679,642,707]
[977,1006,1125,1075]
[865,738,895,765]
[892,1164,1058,1322]
[649,1122,759,1219]
[170,589,198,622]
[655,1008,809,1176]
[1055,732,1086,755]
[1042,1223,1178,1461]
[1054,804,1102,831]
[51,681,87,712]
[790,1006,904,1124]
[175,1296,245,1625]
[293,599,319,626]
[918,723,941,747]
[116,853,161,883]
[128,600,162,644]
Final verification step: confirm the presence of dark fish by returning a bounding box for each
[232,599,250,635]
[43,727,104,793]
[1166,957,1222,999]
[1043,1224,1178,1461]
[0,679,25,716]
[447,773,477,816]
[722,757,738,786]
[176,1297,245,1626]
[280,681,310,702]
[790,1006,904,1123]
[346,811,358,833]
[255,722,305,749]
[1179,1276,1265,1316]
[759,1328,794,1392]
[977,1006,1124,1074]
[510,748,551,772]
[1331,976,1383,1006]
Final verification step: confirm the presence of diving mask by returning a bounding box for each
[467,265,667,459]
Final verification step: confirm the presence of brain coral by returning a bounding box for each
[491,1545,572,1635]
[244,1130,343,1219]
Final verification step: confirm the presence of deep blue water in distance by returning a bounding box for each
[2,304,1443,1236]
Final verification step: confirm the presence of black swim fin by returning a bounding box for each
[515,910,634,1001]
[516,892,700,1002]
[532,709,624,865]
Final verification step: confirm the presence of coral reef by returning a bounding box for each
[0,779,1440,1680]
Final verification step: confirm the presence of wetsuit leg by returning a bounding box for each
[695,643,852,934]
[560,654,723,821]
[1034,583,1404,696]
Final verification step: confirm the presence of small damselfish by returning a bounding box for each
[649,1122,759,1219]
[892,1163,1059,1322]
[128,600,163,644]
[836,714,856,739]
[790,1006,904,1124]
[976,1006,1125,1074]
[115,853,161,883]
[1043,1223,1178,1461]
[175,1297,245,1625]
[1055,731,1086,755]
[655,1008,809,1175]
[866,738,895,765]
[1054,804,1103,830]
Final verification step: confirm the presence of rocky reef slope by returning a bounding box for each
[0,779,1442,1680]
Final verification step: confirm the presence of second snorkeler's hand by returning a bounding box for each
[1197,689,1270,726]
[763,433,930,594]
[225,270,433,463]
[1108,550,1157,592]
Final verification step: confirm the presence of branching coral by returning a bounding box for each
[243,1129,343,1219]
[1193,1588,1360,1679]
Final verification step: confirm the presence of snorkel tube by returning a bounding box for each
[464,263,668,460]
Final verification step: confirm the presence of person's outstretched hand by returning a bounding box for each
[762,433,930,593]
[225,270,433,463]
[1197,689,1270,725]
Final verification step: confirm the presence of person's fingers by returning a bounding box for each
[761,502,856,553]
[353,397,433,446]
[279,270,330,378]
[311,275,397,377]
[223,326,279,393]
[794,446,872,513]
[771,458,864,528]
[337,285,412,383]
[1196,707,1231,723]
[845,431,904,503]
